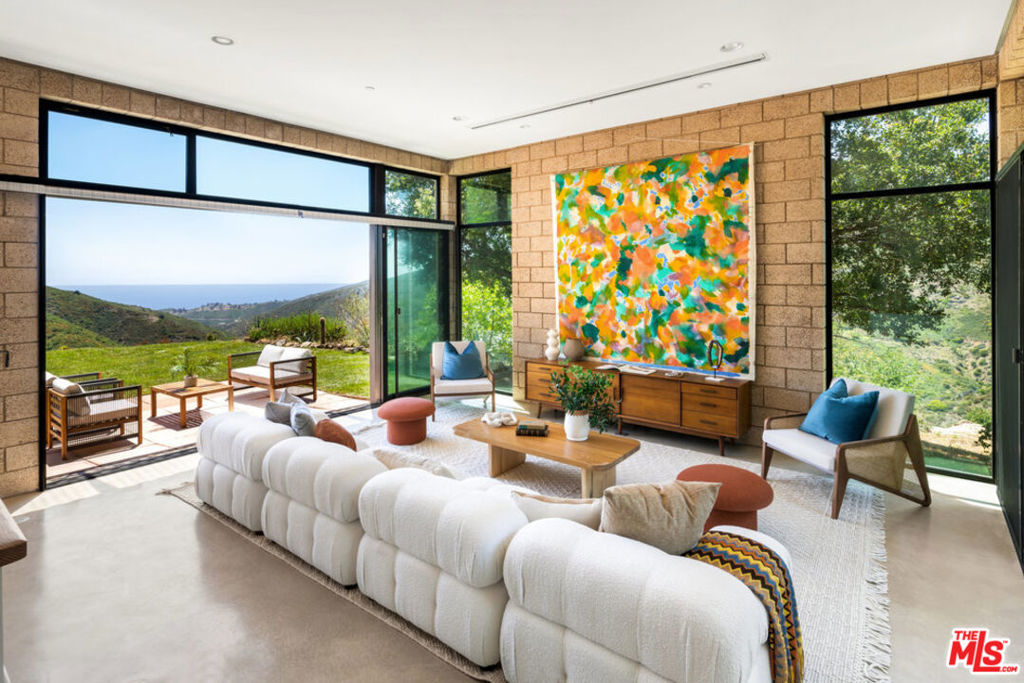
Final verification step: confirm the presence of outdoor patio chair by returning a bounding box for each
[47,377,143,460]
[761,377,931,519]
[227,344,317,401]
[429,341,495,418]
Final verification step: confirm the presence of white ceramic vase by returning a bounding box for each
[564,412,590,441]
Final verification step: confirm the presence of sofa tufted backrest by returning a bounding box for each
[358,468,527,588]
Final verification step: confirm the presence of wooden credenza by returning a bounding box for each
[525,358,751,456]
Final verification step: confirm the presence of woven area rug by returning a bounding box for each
[167,402,894,682]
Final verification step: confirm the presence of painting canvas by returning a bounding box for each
[554,143,755,376]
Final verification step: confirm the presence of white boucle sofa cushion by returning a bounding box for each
[358,468,528,588]
[195,457,268,532]
[196,412,296,480]
[261,437,387,523]
[503,517,773,683]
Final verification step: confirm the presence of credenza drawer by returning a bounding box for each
[681,382,737,401]
[682,410,738,435]
[620,375,680,424]
[682,393,737,416]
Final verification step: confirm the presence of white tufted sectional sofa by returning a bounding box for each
[501,518,788,683]
[261,437,388,586]
[357,468,530,667]
[195,414,794,680]
[195,412,297,531]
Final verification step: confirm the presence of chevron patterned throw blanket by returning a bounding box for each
[684,530,804,683]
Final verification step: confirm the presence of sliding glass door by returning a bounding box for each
[384,227,449,397]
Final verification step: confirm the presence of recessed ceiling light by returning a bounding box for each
[364,86,376,92]
[519,124,530,129]
[720,41,743,52]
[452,115,466,122]
[697,82,712,89]
[211,36,234,46]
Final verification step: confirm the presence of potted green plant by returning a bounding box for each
[170,346,212,388]
[548,365,617,441]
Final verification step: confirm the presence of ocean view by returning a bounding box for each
[52,283,344,310]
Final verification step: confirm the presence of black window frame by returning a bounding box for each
[30,100,448,226]
[378,166,441,220]
[825,89,998,483]
[456,168,513,394]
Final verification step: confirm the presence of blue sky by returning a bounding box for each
[46,198,369,285]
[45,112,370,286]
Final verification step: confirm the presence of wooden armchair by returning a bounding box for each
[429,341,495,419]
[47,377,143,459]
[228,345,317,401]
[761,378,931,519]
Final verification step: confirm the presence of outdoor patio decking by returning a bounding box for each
[45,385,368,480]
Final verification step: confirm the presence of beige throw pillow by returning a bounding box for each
[511,491,602,529]
[600,480,720,554]
[368,447,458,479]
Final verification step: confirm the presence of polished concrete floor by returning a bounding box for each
[4,406,1024,682]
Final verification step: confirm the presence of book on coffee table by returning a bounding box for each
[515,422,549,437]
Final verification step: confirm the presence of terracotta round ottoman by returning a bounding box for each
[677,464,774,532]
[377,397,435,445]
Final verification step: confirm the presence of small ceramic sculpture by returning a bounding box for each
[544,329,561,361]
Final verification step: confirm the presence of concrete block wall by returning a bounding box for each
[0,57,450,497]
[449,55,1006,446]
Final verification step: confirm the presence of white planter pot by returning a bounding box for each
[564,412,590,441]
[183,375,198,388]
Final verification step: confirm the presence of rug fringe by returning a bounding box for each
[860,490,893,682]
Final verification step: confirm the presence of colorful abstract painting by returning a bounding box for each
[554,144,755,375]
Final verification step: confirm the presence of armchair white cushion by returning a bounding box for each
[761,377,930,519]
[430,340,496,414]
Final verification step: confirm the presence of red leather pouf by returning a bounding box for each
[677,464,774,532]
[377,397,435,445]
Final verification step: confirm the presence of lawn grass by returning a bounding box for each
[46,340,370,398]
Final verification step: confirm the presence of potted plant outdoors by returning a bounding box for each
[170,346,213,388]
[548,365,617,441]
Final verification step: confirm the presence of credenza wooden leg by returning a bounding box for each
[717,437,725,457]
[489,445,526,477]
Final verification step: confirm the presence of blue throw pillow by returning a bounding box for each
[800,380,879,444]
[441,341,485,380]
[290,403,317,437]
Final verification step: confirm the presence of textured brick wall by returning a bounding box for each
[449,56,1002,445]
[0,57,450,497]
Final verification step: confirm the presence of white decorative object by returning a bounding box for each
[544,329,561,361]
[481,412,518,427]
[563,412,590,441]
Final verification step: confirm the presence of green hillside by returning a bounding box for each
[46,287,220,348]
[45,313,117,350]
[169,300,284,335]
[261,281,368,320]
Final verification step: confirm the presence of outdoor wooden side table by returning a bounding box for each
[150,378,234,429]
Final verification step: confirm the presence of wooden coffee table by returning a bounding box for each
[452,418,641,497]
[150,378,234,429]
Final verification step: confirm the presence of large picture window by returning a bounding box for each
[827,93,995,479]
[458,170,512,393]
